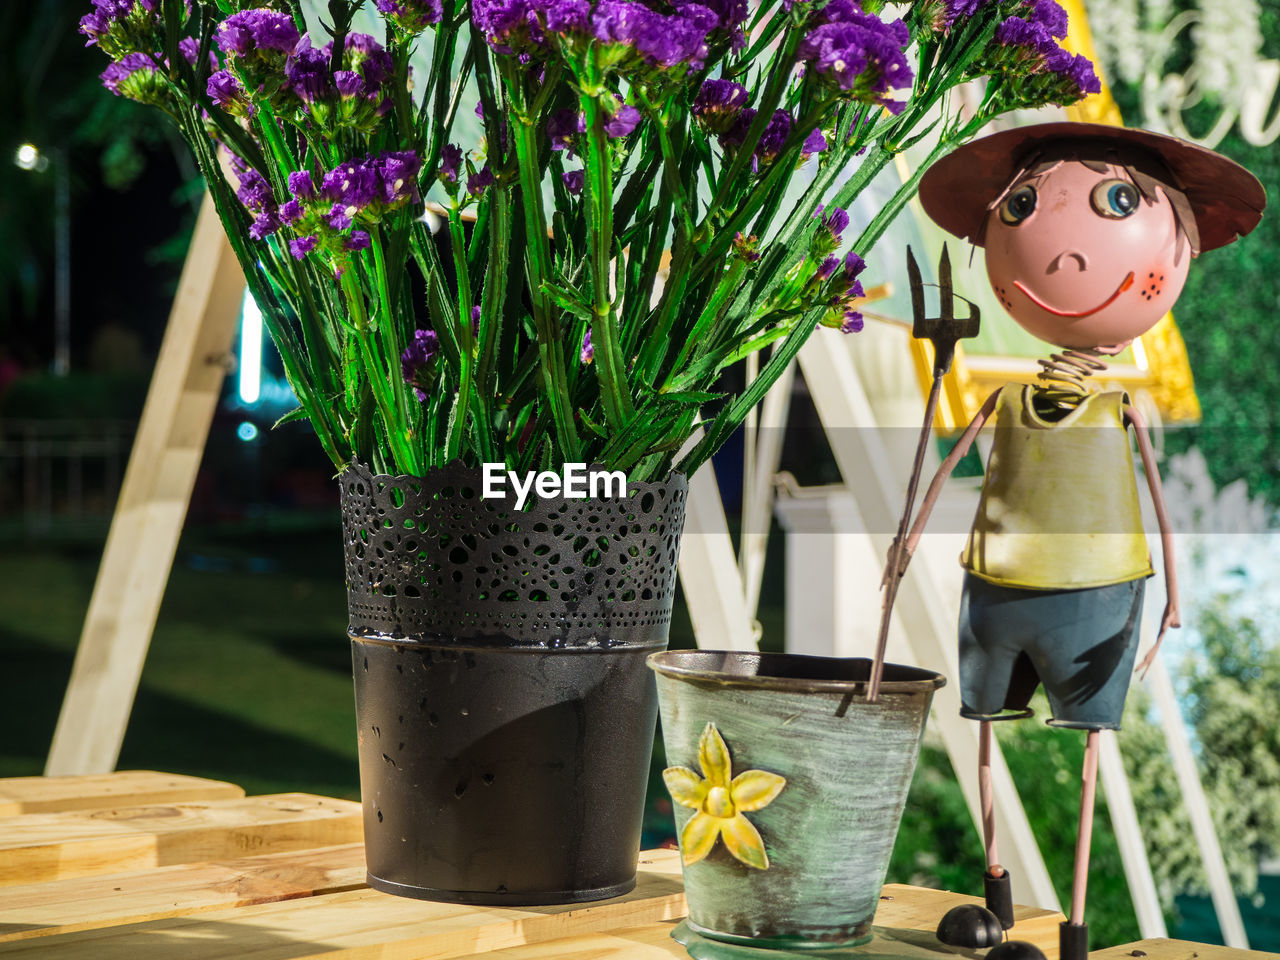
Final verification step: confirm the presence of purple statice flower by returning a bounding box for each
[345,230,372,251]
[216,9,300,57]
[732,232,761,262]
[753,110,792,168]
[604,103,641,138]
[321,160,381,211]
[288,170,316,199]
[802,127,828,159]
[691,78,749,135]
[580,328,594,364]
[249,210,281,240]
[467,165,496,197]
[842,250,866,297]
[719,107,757,150]
[562,169,585,194]
[99,52,162,101]
[338,33,394,92]
[208,70,255,117]
[236,168,274,211]
[289,235,319,259]
[993,16,1054,53]
[471,0,546,55]
[80,0,164,52]
[177,36,215,70]
[1024,0,1068,39]
[677,0,747,32]
[548,0,715,73]
[546,109,585,153]
[401,329,440,400]
[378,151,423,204]
[285,36,331,103]
[439,144,464,185]
[375,0,444,34]
[326,202,355,231]
[840,310,864,333]
[471,305,482,333]
[1047,47,1100,95]
[815,205,850,241]
[279,200,304,223]
[797,9,913,110]
[815,256,840,282]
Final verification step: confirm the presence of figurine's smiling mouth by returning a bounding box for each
[1014,272,1135,318]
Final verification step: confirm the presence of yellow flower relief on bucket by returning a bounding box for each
[663,722,786,870]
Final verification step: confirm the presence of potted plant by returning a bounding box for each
[82,0,1100,904]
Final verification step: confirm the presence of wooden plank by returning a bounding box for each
[0,843,365,943]
[434,880,1067,960]
[45,193,246,776]
[0,850,685,960]
[0,793,360,888]
[0,772,244,817]
[1092,940,1280,960]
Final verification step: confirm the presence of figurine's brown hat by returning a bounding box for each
[918,121,1265,253]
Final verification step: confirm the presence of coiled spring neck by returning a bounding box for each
[1034,348,1109,413]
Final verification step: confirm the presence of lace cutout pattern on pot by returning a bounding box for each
[340,461,688,645]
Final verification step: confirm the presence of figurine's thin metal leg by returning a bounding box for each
[979,721,1001,874]
[1069,730,1102,924]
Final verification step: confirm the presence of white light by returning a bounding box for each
[239,289,262,404]
[15,143,39,171]
[237,421,259,442]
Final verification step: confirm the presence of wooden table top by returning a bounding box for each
[0,772,1271,959]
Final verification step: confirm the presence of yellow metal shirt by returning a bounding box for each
[961,383,1153,590]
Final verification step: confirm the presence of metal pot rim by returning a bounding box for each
[647,649,946,695]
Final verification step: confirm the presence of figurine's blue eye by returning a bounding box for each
[998,185,1037,225]
[1091,179,1140,218]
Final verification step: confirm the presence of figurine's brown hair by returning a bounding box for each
[974,140,1201,261]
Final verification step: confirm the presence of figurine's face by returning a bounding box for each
[983,159,1192,349]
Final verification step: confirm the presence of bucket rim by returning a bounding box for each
[647,649,946,695]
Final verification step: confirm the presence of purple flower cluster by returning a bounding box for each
[987,1,1099,104]
[236,151,422,260]
[439,144,464,186]
[691,79,749,135]
[471,0,744,72]
[99,52,164,103]
[797,3,913,113]
[547,108,586,152]
[817,251,866,333]
[208,69,255,117]
[580,328,594,364]
[282,33,394,130]
[562,169,585,194]
[916,0,993,35]
[401,329,441,401]
[216,9,300,57]
[80,0,167,58]
[374,0,444,35]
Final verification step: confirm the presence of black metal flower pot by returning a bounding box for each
[340,462,687,904]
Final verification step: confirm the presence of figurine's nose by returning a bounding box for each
[1048,251,1089,273]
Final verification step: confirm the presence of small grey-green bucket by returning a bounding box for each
[649,650,945,950]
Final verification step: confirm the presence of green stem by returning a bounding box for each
[502,65,581,461]
[446,209,475,460]
[579,66,634,432]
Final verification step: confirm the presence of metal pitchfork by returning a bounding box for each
[867,245,981,702]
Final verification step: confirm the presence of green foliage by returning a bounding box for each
[1130,5,1280,506]
[84,0,1100,478]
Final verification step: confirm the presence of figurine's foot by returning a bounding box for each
[984,868,1015,930]
[1060,922,1088,960]
[987,940,1048,960]
[936,904,1003,949]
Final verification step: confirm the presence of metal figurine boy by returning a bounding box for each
[885,122,1265,960]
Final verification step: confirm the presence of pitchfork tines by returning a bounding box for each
[906,244,980,378]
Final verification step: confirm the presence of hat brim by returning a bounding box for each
[918,122,1266,253]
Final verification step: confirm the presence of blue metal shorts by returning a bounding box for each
[957,572,1146,730]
